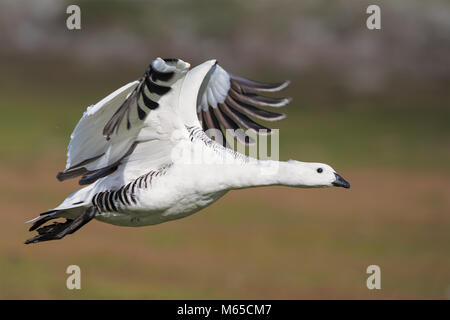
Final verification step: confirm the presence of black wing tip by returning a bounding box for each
[56,170,80,182]
[56,172,64,181]
[229,88,292,108]
[231,75,291,93]
[56,168,87,182]
[266,112,287,122]
[25,208,96,244]
[284,97,293,105]
[28,211,58,232]
[262,80,290,92]
[280,80,291,90]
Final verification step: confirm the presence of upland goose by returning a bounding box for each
[25,58,349,244]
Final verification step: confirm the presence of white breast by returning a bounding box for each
[94,139,232,227]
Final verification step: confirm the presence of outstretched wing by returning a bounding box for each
[196,64,291,145]
[58,58,190,185]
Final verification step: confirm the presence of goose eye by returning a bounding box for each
[317,168,323,173]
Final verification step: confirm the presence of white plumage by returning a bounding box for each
[25,57,349,244]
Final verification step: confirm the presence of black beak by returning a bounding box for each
[332,173,350,189]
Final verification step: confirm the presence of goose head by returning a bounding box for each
[284,160,350,189]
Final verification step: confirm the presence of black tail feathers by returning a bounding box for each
[25,207,97,244]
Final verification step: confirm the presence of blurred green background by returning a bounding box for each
[0,0,449,299]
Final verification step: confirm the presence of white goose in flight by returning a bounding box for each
[25,58,350,244]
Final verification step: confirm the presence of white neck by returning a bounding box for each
[210,160,312,191]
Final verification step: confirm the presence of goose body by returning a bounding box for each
[25,58,350,244]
